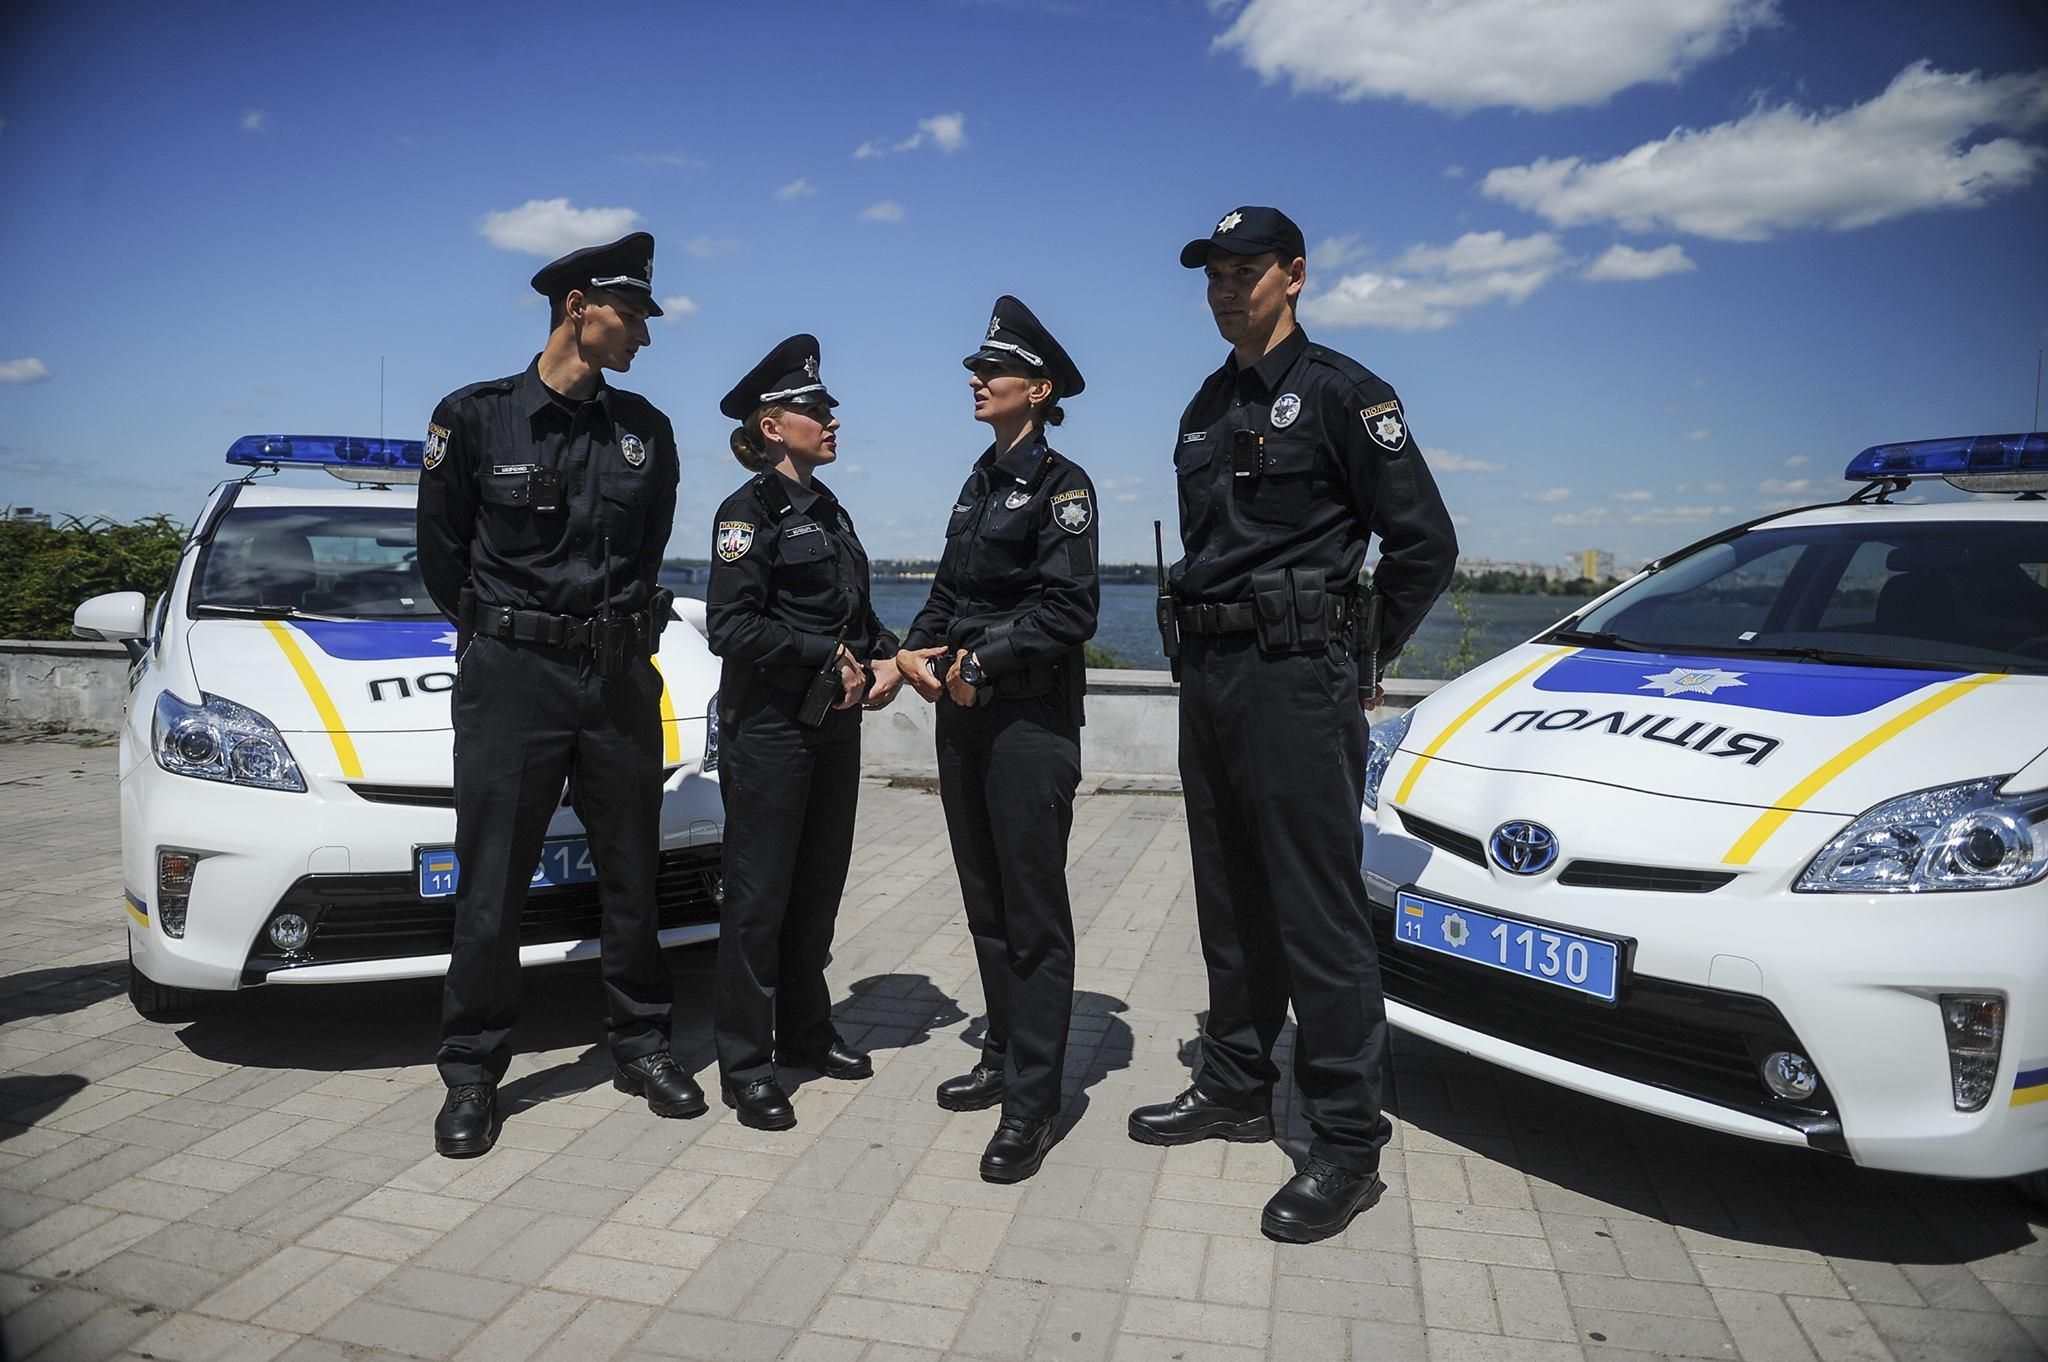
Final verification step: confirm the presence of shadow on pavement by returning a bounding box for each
[0,1073,90,1134]
[0,960,128,1025]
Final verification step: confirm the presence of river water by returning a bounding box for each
[665,576,1579,677]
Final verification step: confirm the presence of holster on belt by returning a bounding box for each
[455,586,477,659]
[1250,569,1345,655]
[1349,587,1383,688]
[796,631,847,727]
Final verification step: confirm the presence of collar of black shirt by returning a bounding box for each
[979,430,1051,488]
[772,468,832,516]
[518,356,612,422]
[1226,326,1308,399]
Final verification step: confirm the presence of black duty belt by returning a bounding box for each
[1176,598,1346,636]
[473,604,656,651]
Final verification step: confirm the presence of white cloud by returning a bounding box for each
[621,151,706,169]
[775,178,819,200]
[1309,234,1369,269]
[1301,230,1564,331]
[658,296,698,320]
[860,200,906,223]
[1551,506,1611,527]
[1442,164,1466,179]
[1213,0,1775,114]
[1482,62,2048,241]
[1556,501,1731,527]
[1426,448,1506,473]
[855,112,967,158]
[681,236,740,258]
[1784,454,1809,467]
[1611,489,1655,502]
[1583,243,1696,281]
[1759,477,1812,494]
[479,198,643,256]
[1674,480,1729,495]
[240,109,267,133]
[0,357,49,384]
[1687,428,1711,440]
[1523,486,1573,503]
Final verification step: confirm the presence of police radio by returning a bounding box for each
[1153,520,1179,664]
[798,631,848,727]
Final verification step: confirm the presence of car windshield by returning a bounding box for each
[192,505,443,620]
[1557,519,2048,675]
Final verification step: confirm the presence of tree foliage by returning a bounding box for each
[0,515,187,640]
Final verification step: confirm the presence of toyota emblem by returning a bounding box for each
[1489,821,1559,876]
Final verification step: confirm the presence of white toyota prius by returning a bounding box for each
[72,436,724,1020]
[1363,434,2048,1197]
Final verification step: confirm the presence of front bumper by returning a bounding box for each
[1368,766,2048,1181]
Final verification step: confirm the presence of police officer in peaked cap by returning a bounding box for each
[418,231,703,1157]
[704,335,904,1131]
[895,296,1101,1184]
[1127,208,1457,1240]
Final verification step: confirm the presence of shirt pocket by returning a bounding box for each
[1233,437,1318,528]
[1175,433,1217,479]
[478,470,549,553]
[774,526,838,580]
[599,469,649,552]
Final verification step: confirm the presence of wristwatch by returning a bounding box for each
[957,652,990,691]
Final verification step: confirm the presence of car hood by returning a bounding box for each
[1391,644,2045,818]
[186,617,719,741]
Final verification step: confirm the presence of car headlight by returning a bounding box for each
[702,693,719,772]
[1795,777,2048,893]
[153,691,306,792]
[1363,708,1414,811]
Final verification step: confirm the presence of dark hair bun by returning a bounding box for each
[1043,403,1066,427]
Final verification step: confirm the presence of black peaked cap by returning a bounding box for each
[530,231,664,316]
[719,334,837,421]
[961,294,1084,399]
[1179,206,1305,269]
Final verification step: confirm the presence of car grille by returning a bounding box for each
[1369,899,1840,1145]
[1396,810,1486,866]
[1556,860,1736,893]
[243,845,722,978]
[347,783,573,809]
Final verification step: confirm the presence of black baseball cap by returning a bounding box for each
[1179,206,1306,269]
[530,231,663,317]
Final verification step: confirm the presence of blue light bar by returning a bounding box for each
[226,435,425,470]
[1845,432,2047,489]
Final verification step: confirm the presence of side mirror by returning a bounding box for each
[74,591,148,643]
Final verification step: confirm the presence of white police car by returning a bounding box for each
[1364,434,2048,1196]
[71,436,723,1020]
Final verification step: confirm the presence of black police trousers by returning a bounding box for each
[936,693,1081,1121]
[714,688,860,1087]
[438,637,674,1088]
[1178,634,1390,1173]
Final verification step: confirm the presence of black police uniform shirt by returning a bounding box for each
[418,359,678,623]
[904,432,1100,679]
[706,471,900,675]
[1171,327,1456,658]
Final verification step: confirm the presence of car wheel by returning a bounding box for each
[2015,1171,2048,1207]
[127,945,209,1022]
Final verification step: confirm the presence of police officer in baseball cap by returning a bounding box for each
[418,231,699,1157]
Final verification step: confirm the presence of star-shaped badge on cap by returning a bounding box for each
[803,355,819,379]
[1217,210,1243,234]
[987,315,1001,340]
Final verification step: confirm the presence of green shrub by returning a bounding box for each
[0,515,187,640]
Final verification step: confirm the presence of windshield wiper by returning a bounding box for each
[1721,644,1970,671]
[192,603,331,621]
[1543,628,1655,652]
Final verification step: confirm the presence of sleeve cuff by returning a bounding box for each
[796,632,837,669]
[975,636,1019,678]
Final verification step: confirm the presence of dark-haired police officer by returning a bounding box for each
[895,296,1100,1183]
[418,231,703,1157]
[705,336,902,1131]
[1128,208,1457,1240]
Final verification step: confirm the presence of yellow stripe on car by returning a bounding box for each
[1392,647,1576,807]
[261,620,364,779]
[124,891,148,928]
[2015,1085,2048,1109]
[1722,674,2006,865]
[651,656,680,765]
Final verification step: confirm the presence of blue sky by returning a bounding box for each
[2,0,2044,568]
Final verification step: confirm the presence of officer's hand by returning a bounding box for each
[896,647,947,702]
[834,649,865,711]
[864,663,903,711]
[1361,685,1384,712]
[944,653,979,708]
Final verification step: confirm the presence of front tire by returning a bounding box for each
[127,943,210,1022]
[2015,1171,2048,1207]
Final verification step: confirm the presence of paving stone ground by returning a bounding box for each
[1,739,2044,1362]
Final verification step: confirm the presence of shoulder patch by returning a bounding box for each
[1362,401,1408,452]
[1050,487,1093,535]
[717,521,755,562]
[423,423,450,470]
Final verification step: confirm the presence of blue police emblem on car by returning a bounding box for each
[1489,821,1559,875]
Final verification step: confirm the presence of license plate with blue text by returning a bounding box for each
[1394,891,1620,1002]
[417,837,597,899]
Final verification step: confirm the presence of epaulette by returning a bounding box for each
[1302,343,1388,392]
[745,474,788,520]
[443,374,520,406]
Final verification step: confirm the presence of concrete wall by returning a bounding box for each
[0,642,1441,778]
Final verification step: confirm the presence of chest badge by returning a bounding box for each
[716,521,755,562]
[620,432,647,467]
[1004,488,1033,510]
[1270,393,1301,429]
